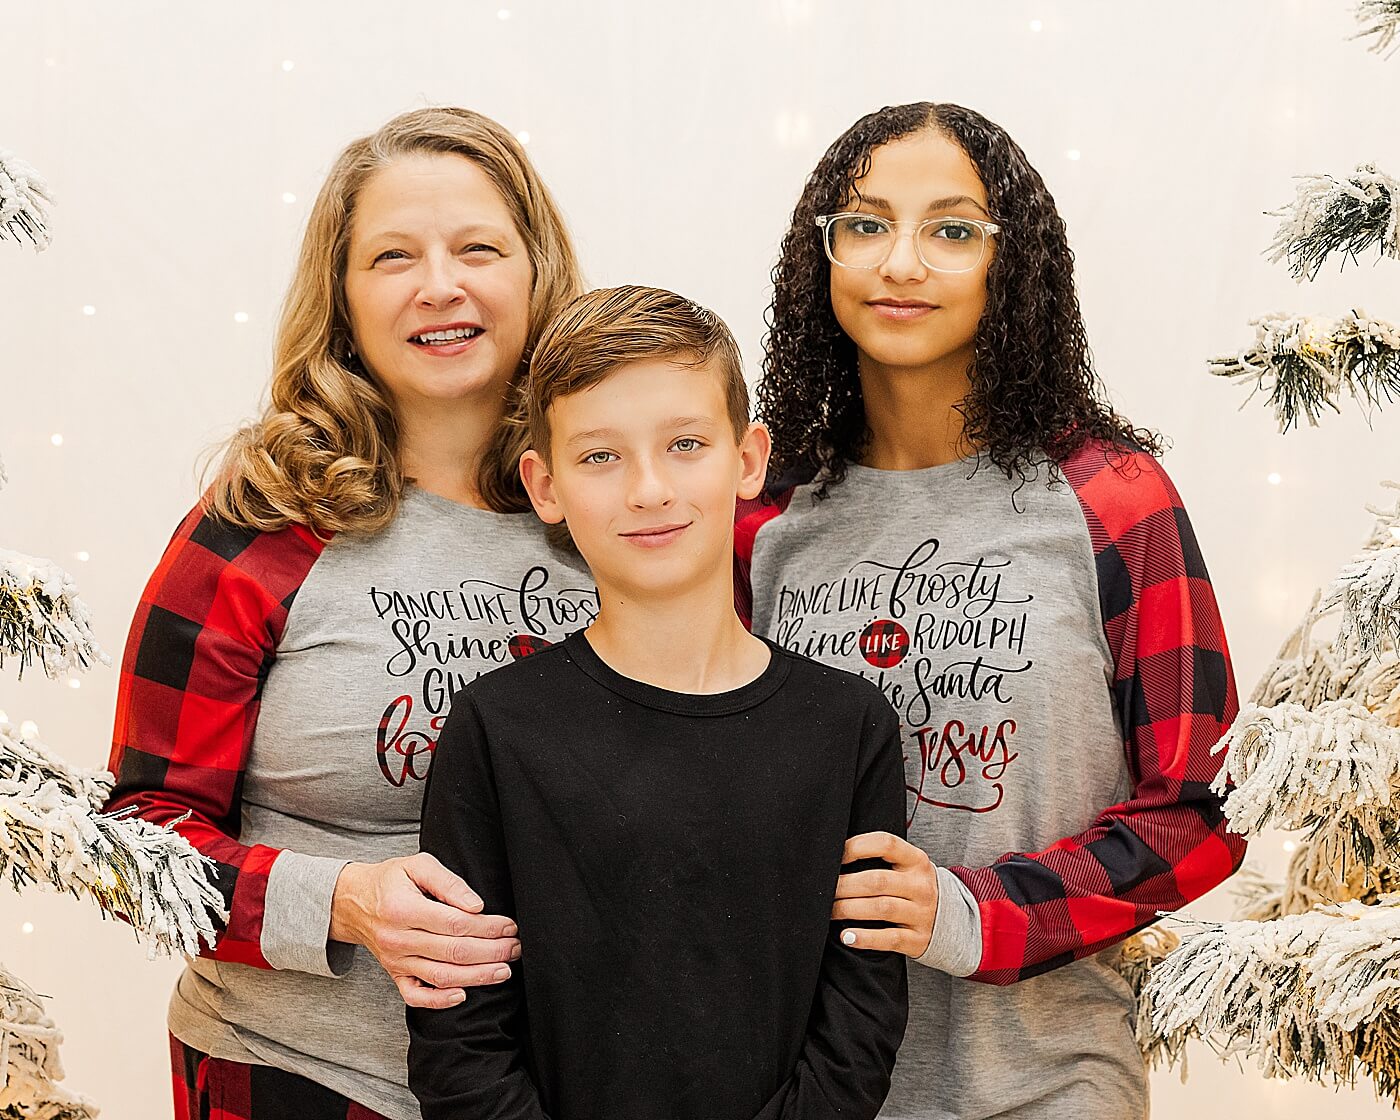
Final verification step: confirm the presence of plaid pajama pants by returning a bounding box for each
[170,1035,390,1120]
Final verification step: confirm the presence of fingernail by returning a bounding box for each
[503,922,518,937]
[841,930,857,946]
[450,990,466,1004]
[510,944,522,960]
[492,966,511,981]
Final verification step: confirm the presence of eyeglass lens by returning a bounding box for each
[825,216,988,272]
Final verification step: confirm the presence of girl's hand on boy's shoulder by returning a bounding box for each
[831,832,938,958]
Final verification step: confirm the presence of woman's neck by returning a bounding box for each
[396,397,504,509]
[857,353,974,471]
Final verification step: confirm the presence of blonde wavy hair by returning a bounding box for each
[205,107,583,535]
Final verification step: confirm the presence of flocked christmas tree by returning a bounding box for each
[1120,15,1400,1100]
[1,149,223,1119]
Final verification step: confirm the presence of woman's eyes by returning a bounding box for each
[849,218,888,237]
[929,221,976,242]
[372,244,502,265]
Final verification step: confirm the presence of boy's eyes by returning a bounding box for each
[577,439,706,466]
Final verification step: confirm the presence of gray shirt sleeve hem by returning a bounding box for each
[914,866,982,977]
[262,850,353,977]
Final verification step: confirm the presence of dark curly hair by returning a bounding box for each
[758,101,1161,496]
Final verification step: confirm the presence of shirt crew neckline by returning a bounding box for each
[840,455,984,484]
[406,484,533,521]
[563,628,791,717]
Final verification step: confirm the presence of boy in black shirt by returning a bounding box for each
[408,285,907,1120]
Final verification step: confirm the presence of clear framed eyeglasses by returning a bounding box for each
[815,212,1002,273]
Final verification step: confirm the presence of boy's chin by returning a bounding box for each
[590,551,726,601]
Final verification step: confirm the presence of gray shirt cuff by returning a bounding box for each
[914,866,982,976]
[261,851,354,977]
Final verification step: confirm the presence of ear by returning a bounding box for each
[736,422,772,502]
[519,449,566,525]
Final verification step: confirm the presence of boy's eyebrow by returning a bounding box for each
[563,416,719,447]
[851,193,990,217]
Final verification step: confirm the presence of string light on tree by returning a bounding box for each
[50,434,63,447]
[281,59,295,72]
[81,305,94,316]
[516,131,531,146]
[233,311,249,324]
[1029,19,1044,31]
[1066,149,1082,161]
[1268,472,1283,485]
[282,192,296,204]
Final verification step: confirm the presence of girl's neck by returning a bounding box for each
[396,397,503,509]
[857,352,974,471]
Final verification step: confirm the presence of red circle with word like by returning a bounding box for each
[859,619,909,668]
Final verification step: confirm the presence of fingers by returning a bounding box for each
[833,867,908,901]
[837,926,923,955]
[403,852,484,913]
[409,932,522,968]
[831,895,925,928]
[841,831,929,868]
[379,870,516,939]
[396,975,466,1010]
[399,956,515,992]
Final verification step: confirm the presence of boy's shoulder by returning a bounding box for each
[768,642,896,722]
[456,637,579,712]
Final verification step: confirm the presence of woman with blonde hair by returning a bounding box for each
[105,106,591,1120]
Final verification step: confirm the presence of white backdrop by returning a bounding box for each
[3,1,1399,1116]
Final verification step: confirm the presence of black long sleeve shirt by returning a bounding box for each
[408,630,908,1120]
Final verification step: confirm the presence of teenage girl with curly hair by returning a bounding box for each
[736,102,1247,1118]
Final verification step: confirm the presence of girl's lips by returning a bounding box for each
[620,523,691,549]
[868,302,937,320]
[408,331,485,358]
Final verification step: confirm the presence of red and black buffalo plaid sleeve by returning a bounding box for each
[949,441,1247,984]
[105,504,327,968]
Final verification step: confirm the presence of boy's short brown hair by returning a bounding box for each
[525,285,750,460]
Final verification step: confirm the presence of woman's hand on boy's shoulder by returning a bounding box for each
[831,832,939,958]
[330,854,522,1008]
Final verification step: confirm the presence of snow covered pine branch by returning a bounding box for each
[0,963,97,1120]
[0,149,52,251]
[0,551,109,680]
[1354,1,1400,57]
[1266,163,1400,281]
[1208,311,1400,431]
[0,718,225,959]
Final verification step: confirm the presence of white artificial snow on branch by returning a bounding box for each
[1321,545,1400,659]
[0,719,225,958]
[1208,311,1400,431]
[0,961,97,1118]
[0,550,109,680]
[1139,899,1400,1094]
[0,149,53,251]
[1211,700,1400,866]
[1354,0,1400,57]
[1266,164,1400,281]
